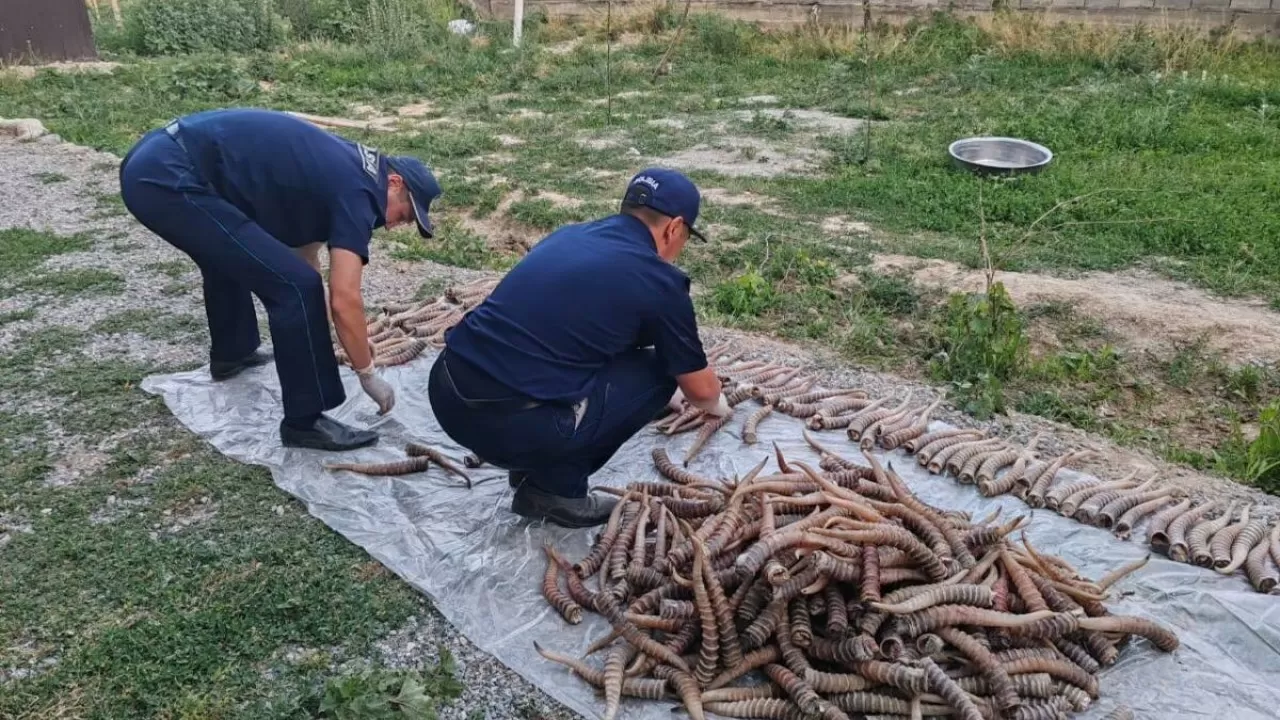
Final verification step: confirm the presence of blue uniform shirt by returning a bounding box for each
[444,213,708,402]
[174,108,388,263]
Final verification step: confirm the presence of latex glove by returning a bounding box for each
[354,363,396,415]
[705,393,732,418]
[667,388,686,413]
[693,392,731,418]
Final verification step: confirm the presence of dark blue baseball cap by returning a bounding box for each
[621,167,707,242]
[386,155,441,239]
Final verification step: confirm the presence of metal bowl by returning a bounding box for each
[948,136,1053,176]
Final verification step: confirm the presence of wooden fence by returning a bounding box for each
[0,0,98,64]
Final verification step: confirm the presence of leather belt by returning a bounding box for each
[440,354,543,413]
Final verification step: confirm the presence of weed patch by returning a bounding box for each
[1015,390,1099,430]
[145,260,192,278]
[928,282,1027,418]
[1243,400,1280,494]
[713,270,777,318]
[507,198,593,231]
[311,656,463,718]
[386,222,515,270]
[123,0,290,56]
[0,309,35,327]
[92,309,205,340]
[160,281,192,297]
[0,229,92,281]
[9,269,126,299]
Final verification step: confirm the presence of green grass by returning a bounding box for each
[145,260,192,278]
[384,221,516,270]
[161,280,193,296]
[0,308,35,327]
[92,309,205,340]
[0,441,424,719]
[506,198,594,231]
[90,190,130,219]
[2,12,1275,301]
[0,229,92,280]
[8,269,126,299]
[33,171,68,184]
[0,323,438,718]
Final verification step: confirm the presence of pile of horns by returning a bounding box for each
[536,445,1166,720]
[333,276,499,368]
[652,344,1280,596]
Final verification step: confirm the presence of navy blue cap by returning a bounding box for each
[621,167,706,242]
[386,155,441,239]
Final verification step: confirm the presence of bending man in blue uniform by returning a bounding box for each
[119,108,442,451]
[428,169,728,527]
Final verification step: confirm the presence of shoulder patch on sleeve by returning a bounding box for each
[357,142,380,179]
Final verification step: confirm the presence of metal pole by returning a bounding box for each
[513,0,524,46]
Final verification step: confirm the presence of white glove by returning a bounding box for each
[354,362,396,415]
[693,392,731,418]
[667,388,686,413]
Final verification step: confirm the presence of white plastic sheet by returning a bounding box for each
[141,348,1280,719]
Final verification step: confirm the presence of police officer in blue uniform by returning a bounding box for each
[119,107,442,451]
[428,168,729,527]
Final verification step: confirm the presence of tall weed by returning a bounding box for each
[124,0,289,55]
[1246,400,1280,494]
[929,281,1027,418]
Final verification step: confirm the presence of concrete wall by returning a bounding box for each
[479,0,1280,39]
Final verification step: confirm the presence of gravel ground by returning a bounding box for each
[0,131,486,358]
[0,129,585,718]
[3,128,1277,717]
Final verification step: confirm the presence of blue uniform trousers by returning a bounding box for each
[427,346,677,498]
[119,127,345,420]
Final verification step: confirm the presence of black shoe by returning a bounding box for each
[509,471,528,489]
[511,484,618,528]
[279,414,378,452]
[211,350,273,381]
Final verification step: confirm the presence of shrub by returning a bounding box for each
[1246,399,1280,495]
[714,270,776,318]
[928,281,1027,418]
[125,0,289,55]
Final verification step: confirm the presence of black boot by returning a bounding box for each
[211,349,273,381]
[279,414,378,452]
[511,484,617,529]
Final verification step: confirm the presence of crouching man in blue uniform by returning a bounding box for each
[119,108,442,451]
[427,168,729,527]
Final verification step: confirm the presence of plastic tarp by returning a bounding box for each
[141,348,1280,719]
